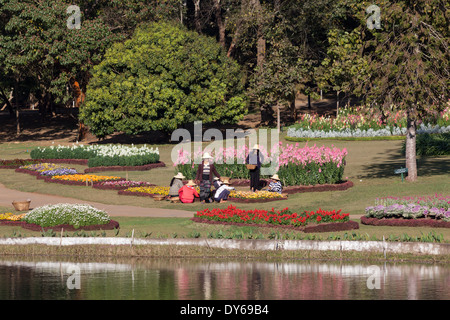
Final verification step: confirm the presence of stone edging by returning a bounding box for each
[0,237,448,256]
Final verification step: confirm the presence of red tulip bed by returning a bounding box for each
[191,205,359,233]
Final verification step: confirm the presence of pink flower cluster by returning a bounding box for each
[277,143,347,168]
[174,143,347,168]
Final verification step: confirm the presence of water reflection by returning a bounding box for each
[0,257,448,300]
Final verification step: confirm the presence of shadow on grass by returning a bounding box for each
[358,155,450,179]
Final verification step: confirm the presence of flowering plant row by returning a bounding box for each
[123,186,171,196]
[40,168,78,176]
[365,204,450,221]
[174,143,347,186]
[288,106,450,138]
[23,203,111,228]
[229,190,286,200]
[20,163,72,173]
[93,180,155,190]
[51,174,122,183]
[30,143,160,168]
[0,212,26,221]
[194,205,350,228]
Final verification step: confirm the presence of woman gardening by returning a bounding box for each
[178,180,200,203]
[196,152,221,203]
[267,174,282,194]
[167,172,185,200]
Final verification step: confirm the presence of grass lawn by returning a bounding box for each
[0,134,449,241]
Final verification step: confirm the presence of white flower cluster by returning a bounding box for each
[287,124,450,139]
[43,143,159,157]
[94,144,159,158]
[24,203,111,228]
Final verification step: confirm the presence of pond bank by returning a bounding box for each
[0,237,449,263]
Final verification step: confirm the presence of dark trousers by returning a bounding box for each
[215,189,230,202]
[200,178,211,201]
[249,167,260,190]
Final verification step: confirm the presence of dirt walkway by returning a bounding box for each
[0,183,195,218]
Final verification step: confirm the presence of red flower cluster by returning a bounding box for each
[194,205,349,227]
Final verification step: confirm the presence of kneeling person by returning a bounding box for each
[267,174,282,194]
[214,179,235,203]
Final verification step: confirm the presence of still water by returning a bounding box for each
[0,257,449,300]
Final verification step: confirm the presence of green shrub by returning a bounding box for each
[24,204,111,228]
[401,132,450,156]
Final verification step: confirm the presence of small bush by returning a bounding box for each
[24,203,111,229]
[401,132,450,156]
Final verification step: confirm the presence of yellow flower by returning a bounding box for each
[125,186,171,195]
[229,190,286,199]
[52,174,121,182]
[0,212,26,221]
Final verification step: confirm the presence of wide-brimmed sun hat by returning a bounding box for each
[202,152,213,159]
[186,180,197,186]
[271,174,280,180]
[222,179,231,185]
[174,172,185,179]
[252,144,259,150]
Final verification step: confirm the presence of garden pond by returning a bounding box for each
[0,256,449,300]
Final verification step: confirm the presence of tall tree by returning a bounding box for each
[356,0,449,181]
[80,22,247,138]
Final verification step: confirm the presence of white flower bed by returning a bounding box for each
[287,124,450,139]
[24,203,111,228]
[34,143,159,157]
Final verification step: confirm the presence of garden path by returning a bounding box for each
[0,182,195,218]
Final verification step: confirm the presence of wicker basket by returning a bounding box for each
[170,197,180,203]
[246,164,257,170]
[12,200,31,211]
[153,195,165,201]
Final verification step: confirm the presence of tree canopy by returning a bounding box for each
[79,21,247,137]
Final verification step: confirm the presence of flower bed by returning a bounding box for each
[118,186,171,198]
[93,180,155,190]
[22,203,116,229]
[18,163,73,173]
[46,174,124,186]
[362,195,450,228]
[0,212,27,221]
[175,143,347,186]
[227,190,287,203]
[0,205,120,231]
[30,143,160,168]
[192,205,357,232]
[287,106,450,139]
[360,216,450,228]
[0,159,43,169]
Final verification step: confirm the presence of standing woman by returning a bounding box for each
[246,144,264,192]
[196,152,221,203]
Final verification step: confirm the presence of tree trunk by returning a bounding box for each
[213,0,226,49]
[193,0,201,33]
[14,81,20,136]
[0,88,14,117]
[405,106,417,181]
